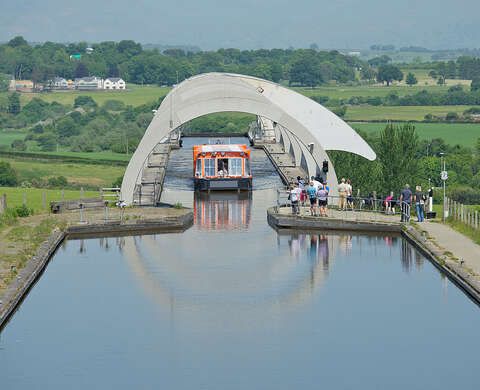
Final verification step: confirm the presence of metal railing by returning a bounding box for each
[275,188,411,223]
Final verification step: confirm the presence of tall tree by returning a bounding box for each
[74,62,89,78]
[7,92,21,115]
[377,124,419,192]
[405,72,418,86]
[377,64,403,86]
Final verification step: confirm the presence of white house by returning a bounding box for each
[104,77,126,90]
[75,76,104,90]
[50,77,68,89]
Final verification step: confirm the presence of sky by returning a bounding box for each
[0,0,478,50]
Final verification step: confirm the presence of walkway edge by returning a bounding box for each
[402,225,480,305]
[0,230,66,331]
[0,211,194,331]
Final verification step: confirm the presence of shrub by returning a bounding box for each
[73,95,97,109]
[310,95,330,105]
[445,112,459,121]
[47,176,68,188]
[112,176,123,187]
[11,139,26,151]
[0,161,18,186]
[14,204,33,217]
[448,186,480,204]
[103,100,126,111]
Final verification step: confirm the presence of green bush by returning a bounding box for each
[14,204,33,217]
[0,161,18,186]
[112,176,123,187]
[11,139,26,151]
[47,176,68,188]
[448,185,480,204]
[74,95,98,109]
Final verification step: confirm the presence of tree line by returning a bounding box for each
[0,36,361,87]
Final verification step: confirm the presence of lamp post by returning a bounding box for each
[439,152,448,221]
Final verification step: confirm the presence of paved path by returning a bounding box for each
[417,221,480,276]
[279,205,400,224]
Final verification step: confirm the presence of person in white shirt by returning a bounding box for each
[310,176,321,192]
[289,184,301,215]
[337,178,348,210]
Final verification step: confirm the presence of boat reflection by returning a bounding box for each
[194,191,252,230]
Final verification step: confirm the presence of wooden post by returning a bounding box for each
[61,189,65,202]
[0,193,6,213]
[42,191,46,210]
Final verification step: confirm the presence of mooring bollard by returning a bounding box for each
[104,201,109,223]
[79,203,84,223]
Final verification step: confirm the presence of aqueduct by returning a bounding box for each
[120,73,376,205]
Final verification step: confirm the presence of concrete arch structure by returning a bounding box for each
[121,73,376,204]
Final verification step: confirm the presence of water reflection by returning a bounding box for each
[194,191,252,230]
[401,239,425,273]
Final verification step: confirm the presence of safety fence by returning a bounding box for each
[446,197,480,230]
[275,189,411,223]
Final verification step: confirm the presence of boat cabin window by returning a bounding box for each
[217,159,228,177]
[195,158,202,176]
[204,158,216,176]
[229,158,242,176]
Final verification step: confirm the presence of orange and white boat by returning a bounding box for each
[193,144,252,191]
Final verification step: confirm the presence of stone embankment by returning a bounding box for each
[0,206,193,329]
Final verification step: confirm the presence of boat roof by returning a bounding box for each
[195,144,248,153]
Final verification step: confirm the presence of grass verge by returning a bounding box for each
[446,217,480,245]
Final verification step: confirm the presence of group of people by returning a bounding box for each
[288,176,429,223]
[398,184,429,222]
[289,175,334,217]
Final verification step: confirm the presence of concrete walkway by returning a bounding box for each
[418,221,480,277]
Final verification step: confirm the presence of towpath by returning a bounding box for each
[418,221,480,277]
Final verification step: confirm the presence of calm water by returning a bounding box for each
[1,138,479,389]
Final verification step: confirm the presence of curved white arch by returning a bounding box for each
[121,73,376,204]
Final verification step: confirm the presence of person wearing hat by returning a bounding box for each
[337,178,348,210]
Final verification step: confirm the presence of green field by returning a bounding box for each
[0,186,99,212]
[352,122,480,146]
[0,84,170,108]
[344,105,472,121]
[23,150,132,162]
[2,157,125,187]
[0,130,26,147]
[0,82,473,109]
[293,84,454,100]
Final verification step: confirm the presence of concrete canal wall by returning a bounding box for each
[0,209,193,330]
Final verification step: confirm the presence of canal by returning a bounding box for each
[1,138,479,389]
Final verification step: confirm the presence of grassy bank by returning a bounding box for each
[2,157,124,188]
[0,187,99,212]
